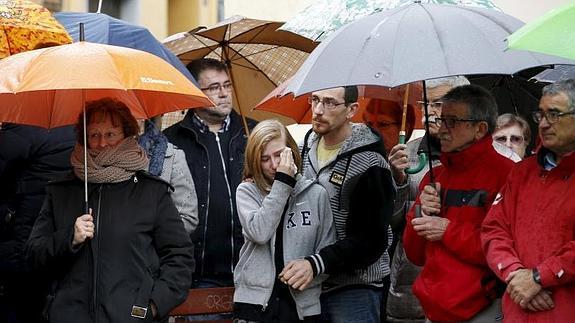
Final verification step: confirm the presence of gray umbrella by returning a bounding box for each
[531,65,575,83]
[287,2,574,96]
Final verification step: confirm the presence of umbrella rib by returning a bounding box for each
[227,24,270,62]
[189,33,223,60]
[226,47,281,87]
[232,45,285,60]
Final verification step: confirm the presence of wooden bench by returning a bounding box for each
[169,287,234,323]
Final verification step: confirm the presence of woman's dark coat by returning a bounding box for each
[26,171,194,323]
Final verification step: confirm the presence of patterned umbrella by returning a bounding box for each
[280,0,499,41]
[0,0,72,58]
[163,15,318,129]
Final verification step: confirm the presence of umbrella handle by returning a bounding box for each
[399,132,428,175]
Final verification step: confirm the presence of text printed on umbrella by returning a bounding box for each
[140,77,174,86]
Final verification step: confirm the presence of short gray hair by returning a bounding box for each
[542,79,575,111]
[426,76,470,90]
[442,84,498,133]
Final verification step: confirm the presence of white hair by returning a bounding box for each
[426,76,470,89]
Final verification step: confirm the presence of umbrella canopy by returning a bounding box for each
[0,0,72,58]
[468,72,546,152]
[0,41,212,128]
[54,12,197,86]
[163,15,318,125]
[280,0,500,41]
[531,65,575,83]
[507,2,575,61]
[286,3,574,96]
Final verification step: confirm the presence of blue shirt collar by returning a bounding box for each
[543,151,558,170]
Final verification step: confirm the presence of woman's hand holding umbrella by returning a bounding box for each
[73,208,94,247]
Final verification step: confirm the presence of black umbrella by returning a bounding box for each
[469,70,548,154]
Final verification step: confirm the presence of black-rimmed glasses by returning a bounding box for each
[435,117,483,129]
[201,82,233,95]
[308,96,346,110]
[531,110,575,124]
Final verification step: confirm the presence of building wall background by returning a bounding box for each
[36,0,572,40]
[224,0,571,24]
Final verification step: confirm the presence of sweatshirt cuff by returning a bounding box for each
[305,254,325,277]
[275,172,296,187]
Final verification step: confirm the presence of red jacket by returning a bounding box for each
[404,136,514,321]
[482,148,575,323]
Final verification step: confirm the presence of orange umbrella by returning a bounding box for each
[0,41,212,210]
[0,0,72,58]
[0,41,212,128]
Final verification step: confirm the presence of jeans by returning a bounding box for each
[320,287,383,323]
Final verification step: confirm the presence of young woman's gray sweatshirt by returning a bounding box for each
[233,173,335,319]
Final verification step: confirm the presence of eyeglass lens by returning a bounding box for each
[494,135,524,144]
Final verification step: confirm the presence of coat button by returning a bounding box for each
[203,166,207,169]
[201,204,205,208]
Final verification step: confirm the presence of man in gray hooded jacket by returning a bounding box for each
[280,86,396,322]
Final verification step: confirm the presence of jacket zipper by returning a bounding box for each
[180,122,212,277]
[181,120,242,275]
[92,185,103,323]
[215,132,236,273]
[200,139,210,277]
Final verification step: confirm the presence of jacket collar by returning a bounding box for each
[536,146,575,174]
[306,123,385,157]
[304,123,386,172]
[440,135,493,170]
[181,109,244,136]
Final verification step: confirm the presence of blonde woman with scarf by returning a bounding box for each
[26,98,194,323]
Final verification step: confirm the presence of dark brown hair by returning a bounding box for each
[76,98,139,145]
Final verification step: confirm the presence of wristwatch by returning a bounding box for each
[532,268,542,285]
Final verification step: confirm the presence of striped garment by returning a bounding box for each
[301,123,395,291]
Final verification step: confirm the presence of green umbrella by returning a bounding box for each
[280,0,499,41]
[507,1,575,61]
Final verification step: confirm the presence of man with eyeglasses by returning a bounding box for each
[386,77,520,322]
[386,76,468,322]
[164,58,257,308]
[403,84,515,322]
[482,79,575,322]
[279,86,396,322]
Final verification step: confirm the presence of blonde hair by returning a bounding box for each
[243,119,302,192]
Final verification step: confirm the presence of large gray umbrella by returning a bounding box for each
[287,2,574,96]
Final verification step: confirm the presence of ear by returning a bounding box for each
[475,121,489,140]
[346,102,359,120]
